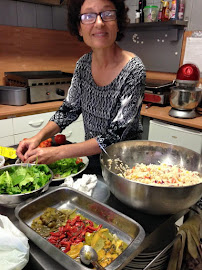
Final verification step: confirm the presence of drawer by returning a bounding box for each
[14,130,41,145]
[13,112,55,134]
[0,118,13,137]
[0,136,15,147]
[149,120,202,155]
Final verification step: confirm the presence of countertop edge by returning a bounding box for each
[0,102,201,130]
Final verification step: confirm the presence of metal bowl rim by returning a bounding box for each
[100,140,202,189]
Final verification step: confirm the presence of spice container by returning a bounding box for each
[158,2,163,21]
[178,0,185,20]
[170,0,179,20]
[144,6,159,22]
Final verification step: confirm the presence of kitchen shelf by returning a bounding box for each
[128,20,188,30]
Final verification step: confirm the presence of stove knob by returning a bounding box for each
[56,88,65,96]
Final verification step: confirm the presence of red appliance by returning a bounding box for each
[169,63,202,119]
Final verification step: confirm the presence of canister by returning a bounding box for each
[0,86,27,106]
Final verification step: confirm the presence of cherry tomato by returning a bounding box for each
[54,134,66,145]
[76,157,83,164]
[39,138,52,148]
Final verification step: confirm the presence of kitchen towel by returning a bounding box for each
[167,212,202,270]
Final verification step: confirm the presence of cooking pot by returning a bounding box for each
[170,87,202,110]
[100,140,202,215]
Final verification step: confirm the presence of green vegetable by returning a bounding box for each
[48,158,85,178]
[0,164,52,195]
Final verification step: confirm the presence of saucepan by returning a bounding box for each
[100,140,202,215]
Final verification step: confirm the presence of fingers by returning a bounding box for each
[16,141,28,162]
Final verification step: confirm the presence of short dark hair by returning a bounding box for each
[67,0,129,42]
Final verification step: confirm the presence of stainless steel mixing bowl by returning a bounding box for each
[0,164,53,208]
[100,140,202,215]
[170,87,202,110]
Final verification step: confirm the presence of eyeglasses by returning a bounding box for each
[80,10,117,25]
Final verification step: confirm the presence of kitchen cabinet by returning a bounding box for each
[0,118,15,146]
[148,119,202,155]
[0,112,85,146]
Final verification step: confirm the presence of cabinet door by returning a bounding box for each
[0,118,13,137]
[62,116,85,143]
[0,119,14,146]
[13,112,55,134]
[0,136,15,147]
[149,119,202,155]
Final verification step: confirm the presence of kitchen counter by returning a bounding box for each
[0,102,201,130]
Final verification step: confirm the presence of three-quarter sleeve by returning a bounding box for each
[50,64,82,131]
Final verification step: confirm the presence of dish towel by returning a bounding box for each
[167,212,202,270]
[60,174,98,196]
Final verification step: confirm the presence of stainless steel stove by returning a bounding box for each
[4,71,73,103]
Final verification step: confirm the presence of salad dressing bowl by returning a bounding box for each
[0,163,53,208]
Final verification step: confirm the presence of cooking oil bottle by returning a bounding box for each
[161,1,170,21]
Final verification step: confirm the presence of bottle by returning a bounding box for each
[135,10,140,23]
[161,1,170,22]
[139,0,147,22]
[158,2,163,21]
[170,0,179,20]
[178,0,185,20]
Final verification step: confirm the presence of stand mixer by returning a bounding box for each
[169,63,202,119]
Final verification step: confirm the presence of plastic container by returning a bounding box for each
[0,86,27,106]
[144,6,159,22]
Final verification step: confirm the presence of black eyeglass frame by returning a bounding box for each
[79,9,117,24]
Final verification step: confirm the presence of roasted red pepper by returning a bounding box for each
[47,215,102,253]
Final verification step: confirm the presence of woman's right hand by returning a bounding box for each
[16,137,40,162]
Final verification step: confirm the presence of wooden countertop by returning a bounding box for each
[0,102,201,130]
[141,104,202,130]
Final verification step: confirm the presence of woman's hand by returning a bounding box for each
[16,137,40,162]
[23,146,61,164]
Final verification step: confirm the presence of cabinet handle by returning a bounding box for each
[29,120,44,127]
[65,131,72,138]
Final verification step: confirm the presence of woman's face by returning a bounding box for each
[79,0,119,50]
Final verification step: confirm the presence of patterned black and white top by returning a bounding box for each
[50,52,146,149]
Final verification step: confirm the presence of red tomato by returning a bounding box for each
[54,134,66,145]
[76,157,83,164]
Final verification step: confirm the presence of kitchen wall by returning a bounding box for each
[0,0,202,85]
[1,0,202,31]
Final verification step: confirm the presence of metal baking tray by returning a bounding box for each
[15,187,145,270]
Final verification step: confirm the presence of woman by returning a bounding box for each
[16,0,146,168]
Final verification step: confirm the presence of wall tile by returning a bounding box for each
[36,4,52,29]
[17,1,37,28]
[0,0,17,26]
[125,0,139,7]
[52,5,67,31]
